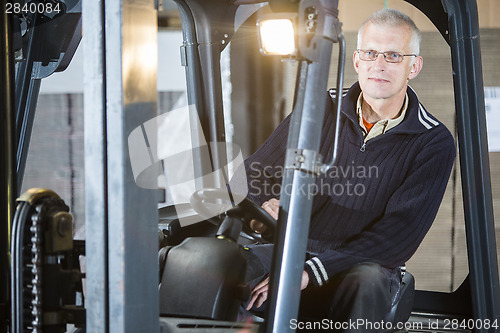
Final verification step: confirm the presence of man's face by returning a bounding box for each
[353,22,422,104]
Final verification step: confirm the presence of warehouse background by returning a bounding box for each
[22,0,500,292]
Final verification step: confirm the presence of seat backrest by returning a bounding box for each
[159,237,248,321]
[384,271,415,324]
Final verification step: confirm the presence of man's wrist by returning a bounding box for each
[302,270,310,289]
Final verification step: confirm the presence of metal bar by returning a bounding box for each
[173,0,212,187]
[262,60,307,332]
[0,4,16,331]
[321,32,345,172]
[15,76,41,192]
[14,12,42,193]
[104,0,159,331]
[82,0,108,331]
[266,26,339,333]
[174,0,235,189]
[198,42,228,186]
[443,0,500,328]
[287,61,308,150]
[10,203,29,333]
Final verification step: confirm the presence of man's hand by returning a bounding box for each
[250,198,280,233]
[246,271,310,310]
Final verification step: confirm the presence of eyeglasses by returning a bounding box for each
[357,49,417,63]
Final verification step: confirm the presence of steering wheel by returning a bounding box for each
[190,188,277,243]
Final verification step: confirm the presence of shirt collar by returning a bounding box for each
[356,92,409,136]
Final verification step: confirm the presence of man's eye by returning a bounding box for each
[365,50,376,56]
[387,52,401,60]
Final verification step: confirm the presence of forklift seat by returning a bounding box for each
[384,269,415,325]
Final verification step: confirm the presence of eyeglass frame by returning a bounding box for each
[357,49,418,63]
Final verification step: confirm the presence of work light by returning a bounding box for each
[257,16,297,56]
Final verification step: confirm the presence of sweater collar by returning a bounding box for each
[337,82,440,135]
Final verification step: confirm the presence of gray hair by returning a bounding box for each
[357,8,422,55]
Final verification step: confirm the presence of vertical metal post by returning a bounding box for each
[266,51,332,333]
[173,0,235,188]
[266,0,340,329]
[0,3,16,331]
[105,1,159,331]
[84,0,160,332]
[83,1,108,331]
[14,12,42,193]
[443,0,500,328]
[173,0,212,187]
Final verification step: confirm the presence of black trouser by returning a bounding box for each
[240,244,402,332]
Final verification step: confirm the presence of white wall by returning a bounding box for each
[40,30,187,94]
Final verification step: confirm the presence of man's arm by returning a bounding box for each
[231,91,336,206]
[241,114,291,205]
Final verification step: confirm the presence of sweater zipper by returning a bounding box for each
[360,142,366,152]
[359,129,405,152]
[349,115,401,153]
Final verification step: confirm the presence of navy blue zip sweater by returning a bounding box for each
[242,82,456,287]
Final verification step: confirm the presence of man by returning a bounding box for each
[238,8,456,330]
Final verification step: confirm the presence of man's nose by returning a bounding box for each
[373,53,387,69]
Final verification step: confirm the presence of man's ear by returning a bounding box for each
[353,50,360,74]
[408,56,423,80]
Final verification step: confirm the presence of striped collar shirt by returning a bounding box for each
[356,92,409,143]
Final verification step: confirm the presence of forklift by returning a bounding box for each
[0,0,499,332]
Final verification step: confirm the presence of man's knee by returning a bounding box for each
[322,263,392,322]
[347,262,386,281]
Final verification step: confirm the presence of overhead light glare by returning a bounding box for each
[257,18,296,56]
